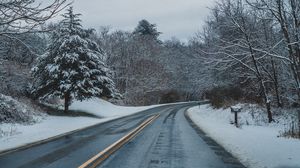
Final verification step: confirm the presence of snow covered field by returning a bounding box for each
[188,104,300,168]
[0,98,159,152]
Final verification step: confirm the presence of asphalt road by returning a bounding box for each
[0,102,246,168]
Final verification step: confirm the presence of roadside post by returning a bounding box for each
[230,105,242,127]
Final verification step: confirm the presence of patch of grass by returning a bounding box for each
[279,121,300,139]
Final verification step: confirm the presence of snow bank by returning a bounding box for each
[0,116,108,151]
[69,98,159,117]
[187,104,300,168]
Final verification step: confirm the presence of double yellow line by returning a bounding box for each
[78,114,160,168]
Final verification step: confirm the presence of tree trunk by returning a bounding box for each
[64,92,70,113]
[266,101,273,123]
[298,110,300,137]
[274,83,282,108]
[237,15,274,123]
[262,19,282,108]
[246,36,273,122]
[271,58,282,107]
[261,80,273,123]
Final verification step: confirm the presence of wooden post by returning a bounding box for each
[234,111,238,127]
[231,106,242,128]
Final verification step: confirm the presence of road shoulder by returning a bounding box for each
[184,108,246,168]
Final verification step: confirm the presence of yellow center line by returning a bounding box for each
[78,114,160,168]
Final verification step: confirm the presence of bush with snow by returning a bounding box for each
[0,94,39,124]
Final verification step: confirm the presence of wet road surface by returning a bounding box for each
[99,105,245,168]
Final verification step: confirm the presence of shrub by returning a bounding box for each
[0,94,37,124]
[205,86,243,108]
[160,90,181,104]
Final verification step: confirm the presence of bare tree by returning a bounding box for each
[0,0,68,96]
[0,0,68,36]
[246,0,300,134]
[196,0,286,122]
[0,0,68,59]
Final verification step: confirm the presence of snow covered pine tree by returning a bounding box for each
[133,19,161,40]
[32,7,118,113]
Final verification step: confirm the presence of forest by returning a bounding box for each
[1,0,300,131]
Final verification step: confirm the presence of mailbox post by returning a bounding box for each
[231,105,242,127]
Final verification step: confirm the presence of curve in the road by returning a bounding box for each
[98,104,246,168]
[0,103,194,168]
[0,102,246,168]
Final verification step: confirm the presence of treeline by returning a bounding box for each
[0,1,208,106]
[94,21,207,105]
[192,0,300,122]
[2,0,299,121]
[0,20,208,105]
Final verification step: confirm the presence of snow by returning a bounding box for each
[69,98,160,117]
[187,104,300,168]
[0,116,107,152]
[230,105,242,112]
[0,98,160,152]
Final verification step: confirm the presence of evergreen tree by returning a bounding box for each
[32,7,118,112]
[133,19,161,39]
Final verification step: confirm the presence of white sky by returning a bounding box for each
[66,0,215,41]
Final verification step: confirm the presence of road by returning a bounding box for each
[0,102,246,168]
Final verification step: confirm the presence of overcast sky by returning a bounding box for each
[69,0,215,41]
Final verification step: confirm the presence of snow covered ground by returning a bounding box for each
[0,98,160,152]
[187,104,300,168]
[69,98,160,117]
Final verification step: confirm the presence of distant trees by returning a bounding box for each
[126,59,170,104]
[133,19,161,40]
[32,7,118,112]
[94,19,209,105]
[92,20,202,105]
[0,33,47,64]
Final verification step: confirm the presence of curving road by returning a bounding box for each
[0,102,246,168]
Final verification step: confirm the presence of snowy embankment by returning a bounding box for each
[69,98,159,118]
[0,98,159,152]
[187,104,300,168]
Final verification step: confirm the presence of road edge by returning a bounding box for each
[0,115,128,157]
[184,107,247,168]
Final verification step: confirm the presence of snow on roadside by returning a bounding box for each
[0,98,160,152]
[187,104,300,168]
[0,116,111,152]
[69,98,160,117]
